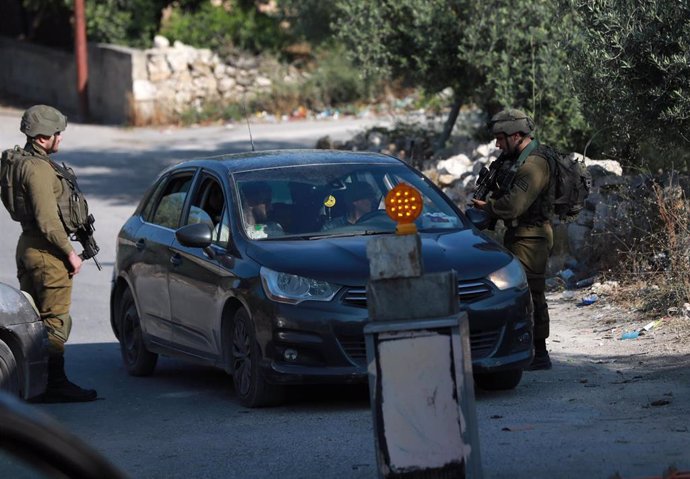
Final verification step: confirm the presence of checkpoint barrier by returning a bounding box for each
[364,183,483,478]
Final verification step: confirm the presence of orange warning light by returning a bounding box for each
[385,183,423,235]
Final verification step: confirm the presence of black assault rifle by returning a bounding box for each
[468,156,516,230]
[72,213,102,270]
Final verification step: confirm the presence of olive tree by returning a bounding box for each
[330,0,589,152]
[331,1,474,150]
[568,0,690,169]
[457,1,588,150]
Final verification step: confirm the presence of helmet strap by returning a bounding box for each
[49,134,59,152]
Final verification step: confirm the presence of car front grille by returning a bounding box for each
[338,334,368,366]
[342,280,491,308]
[337,328,500,366]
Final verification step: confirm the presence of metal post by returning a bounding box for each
[365,233,482,479]
[74,0,89,120]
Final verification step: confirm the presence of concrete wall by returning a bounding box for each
[0,37,138,124]
[0,37,78,115]
[88,43,142,124]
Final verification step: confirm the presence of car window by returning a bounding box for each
[232,162,465,239]
[149,174,194,229]
[212,207,231,246]
[185,176,229,247]
[140,177,167,221]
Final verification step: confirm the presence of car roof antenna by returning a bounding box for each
[241,96,255,152]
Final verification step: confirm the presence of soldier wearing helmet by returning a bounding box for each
[0,105,98,401]
[471,108,554,371]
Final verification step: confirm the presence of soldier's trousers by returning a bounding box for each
[504,230,553,341]
[16,233,73,354]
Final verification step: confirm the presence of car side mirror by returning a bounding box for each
[465,207,492,231]
[176,223,212,249]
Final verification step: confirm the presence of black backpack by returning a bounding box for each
[534,145,592,221]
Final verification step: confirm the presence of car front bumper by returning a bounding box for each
[252,284,534,385]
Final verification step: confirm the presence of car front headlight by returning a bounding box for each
[260,267,340,304]
[486,259,528,290]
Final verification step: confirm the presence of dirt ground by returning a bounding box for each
[548,282,690,372]
[476,284,690,479]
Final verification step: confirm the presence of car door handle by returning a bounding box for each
[135,238,146,251]
[170,253,182,266]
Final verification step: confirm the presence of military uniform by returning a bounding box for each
[14,143,75,353]
[1,105,97,402]
[478,108,555,370]
[484,143,553,342]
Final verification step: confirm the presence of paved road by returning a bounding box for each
[1,107,688,479]
[0,109,383,479]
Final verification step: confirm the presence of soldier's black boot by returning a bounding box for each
[526,350,552,371]
[41,353,98,403]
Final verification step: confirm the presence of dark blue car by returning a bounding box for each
[110,149,533,407]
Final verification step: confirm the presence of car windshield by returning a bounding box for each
[232,162,466,240]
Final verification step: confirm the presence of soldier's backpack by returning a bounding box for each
[0,146,26,221]
[534,145,592,221]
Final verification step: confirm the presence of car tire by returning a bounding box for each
[231,308,284,408]
[474,369,523,391]
[119,288,158,377]
[0,340,20,396]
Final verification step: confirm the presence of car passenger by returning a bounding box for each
[241,181,284,239]
[322,181,377,230]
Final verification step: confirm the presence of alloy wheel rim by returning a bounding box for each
[232,319,251,396]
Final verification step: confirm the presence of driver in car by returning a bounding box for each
[241,181,284,239]
[323,181,378,230]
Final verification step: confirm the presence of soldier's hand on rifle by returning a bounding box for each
[67,250,83,277]
[471,198,487,209]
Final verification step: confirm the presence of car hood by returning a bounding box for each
[245,229,512,286]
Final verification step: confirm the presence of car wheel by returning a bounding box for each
[231,308,284,408]
[474,369,523,391]
[119,288,158,376]
[0,340,20,396]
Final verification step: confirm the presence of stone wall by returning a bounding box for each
[131,36,296,124]
[0,36,296,125]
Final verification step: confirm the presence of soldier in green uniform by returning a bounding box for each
[471,108,553,370]
[1,105,97,401]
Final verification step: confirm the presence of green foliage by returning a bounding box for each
[455,0,589,152]
[568,0,690,170]
[331,0,590,153]
[279,0,336,46]
[21,0,170,48]
[332,1,468,93]
[159,1,286,54]
[302,45,375,108]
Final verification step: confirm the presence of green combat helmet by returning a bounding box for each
[20,105,67,138]
[488,108,534,136]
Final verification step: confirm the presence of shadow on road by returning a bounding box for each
[51,342,370,412]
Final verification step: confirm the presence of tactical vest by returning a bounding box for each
[492,141,552,228]
[0,146,89,233]
[517,144,554,227]
[51,160,89,234]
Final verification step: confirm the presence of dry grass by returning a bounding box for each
[602,181,689,313]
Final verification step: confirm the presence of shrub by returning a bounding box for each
[597,175,690,313]
[159,1,285,54]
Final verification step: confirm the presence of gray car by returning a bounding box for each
[0,282,48,400]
